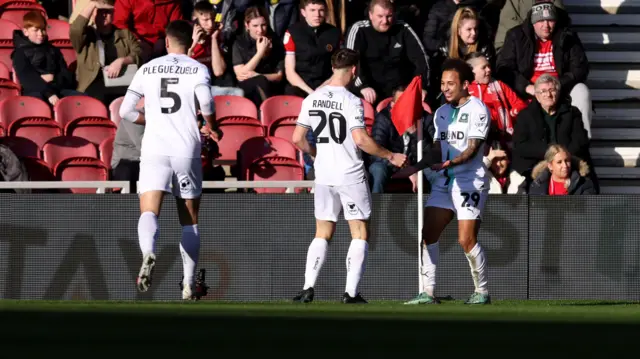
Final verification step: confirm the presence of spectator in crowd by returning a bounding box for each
[422,0,486,55]
[232,0,300,39]
[524,144,596,195]
[439,7,495,66]
[189,1,244,96]
[494,0,565,52]
[483,147,526,194]
[346,0,429,105]
[113,0,183,61]
[70,0,142,107]
[496,2,592,137]
[511,74,596,191]
[368,85,435,193]
[12,11,80,106]
[232,6,285,107]
[111,111,144,193]
[467,52,526,148]
[283,0,340,97]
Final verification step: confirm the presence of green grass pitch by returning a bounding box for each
[1,300,639,356]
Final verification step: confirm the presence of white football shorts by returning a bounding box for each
[425,188,488,220]
[314,181,372,222]
[138,155,203,199]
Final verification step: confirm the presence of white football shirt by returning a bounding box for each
[296,86,367,186]
[124,54,212,159]
[431,96,490,192]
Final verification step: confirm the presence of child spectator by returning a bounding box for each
[12,11,81,106]
[467,52,527,148]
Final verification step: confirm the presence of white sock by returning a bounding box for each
[303,238,329,289]
[345,239,368,297]
[180,225,200,287]
[420,242,439,297]
[137,211,158,257]
[465,243,488,295]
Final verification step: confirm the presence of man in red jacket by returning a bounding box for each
[113,0,183,61]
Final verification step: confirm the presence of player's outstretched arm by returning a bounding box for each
[352,128,407,168]
[292,125,316,159]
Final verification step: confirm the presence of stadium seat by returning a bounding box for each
[0,1,46,27]
[46,19,70,42]
[362,100,374,134]
[0,79,20,101]
[0,96,59,148]
[54,96,115,145]
[0,61,10,80]
[54,157,109,193]
[376,97,392,113]
[42,135,98,169]
[0,19,18,69]
[0,135,39,158]
[237,136,301,179]
[246,156,305,194]
[214,95,258,122]
[109,96,144,126]
[260,95,303,140]
[99,135,114,170]
[21,156,55,183]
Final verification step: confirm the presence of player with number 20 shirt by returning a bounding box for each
[291,49,407,304]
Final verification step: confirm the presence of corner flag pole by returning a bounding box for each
[416,112,424,293]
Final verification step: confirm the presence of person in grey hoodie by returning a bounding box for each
[111,118,144,193]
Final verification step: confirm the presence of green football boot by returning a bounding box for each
[404,292,440,305]
[464,292,491,305]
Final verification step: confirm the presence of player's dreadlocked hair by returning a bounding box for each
[441,58,475,84]
[331,48,359,70]
[166,20,194,50]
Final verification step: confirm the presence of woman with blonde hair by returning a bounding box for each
[523,144,595,195]
[439,7,495,66]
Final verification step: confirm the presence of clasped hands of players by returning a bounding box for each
[388,152,408,168]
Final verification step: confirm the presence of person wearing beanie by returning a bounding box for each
[494,0,565,51]
[495,0,592,139]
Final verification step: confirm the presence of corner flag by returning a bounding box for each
[390,75,423,135]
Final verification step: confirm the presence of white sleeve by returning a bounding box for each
[468,103,490,140]
[296,99,312,129]
[120,68,144,122]
[432,108,441,141]
[348,98,366,131]
[194,66,214,116]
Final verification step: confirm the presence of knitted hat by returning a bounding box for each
[531,2,557,24]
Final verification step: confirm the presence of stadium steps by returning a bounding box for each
[567,1,640,192]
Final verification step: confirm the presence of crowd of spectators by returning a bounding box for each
[7,0,595,196]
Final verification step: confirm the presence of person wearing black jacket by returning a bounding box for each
[368,86,435,193]
[523,144,596,195]
[511,74,597,192]
[346,0,429,105]
[284,0,340,97]
[12,11,80,106]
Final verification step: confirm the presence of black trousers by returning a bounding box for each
[112,159,140,193]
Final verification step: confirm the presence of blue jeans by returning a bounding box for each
[368,161,391,193]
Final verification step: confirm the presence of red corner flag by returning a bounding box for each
[390,76,423,135]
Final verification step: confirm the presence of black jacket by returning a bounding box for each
[422,0,487,54]
[11,30,75,98]
[369,104,436,167]
[512,99,591,175]
[495,9,588,100]
[234,0,299,39]
[231,31,285,75]
[286,21,340,89]
[525,157,596,195]
[346,20,429,99]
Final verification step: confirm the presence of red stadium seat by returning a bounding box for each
[260,95,303,140]
[214,95,258,122]
[54,157,109,193]
[46,19,70,42]
[54,96,115,145]
[99,135,114,170]
[237,136,301,180]
[0,79,20,101]
[376,97,392,113]
[0,61,10,80]
[21,156,54,183]
[216,118,264,163]
[59,49,77,68]
[0,1,46,27]
[0,19,18,69]
[362,100,374,134]
[0,96,58,147]
[42,135,98,169]
[0,135,39,158]
[247,157,304,194]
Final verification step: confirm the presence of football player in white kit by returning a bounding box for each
[291,48,407,304]
[397,58,492,305]
[119,20,222,300]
